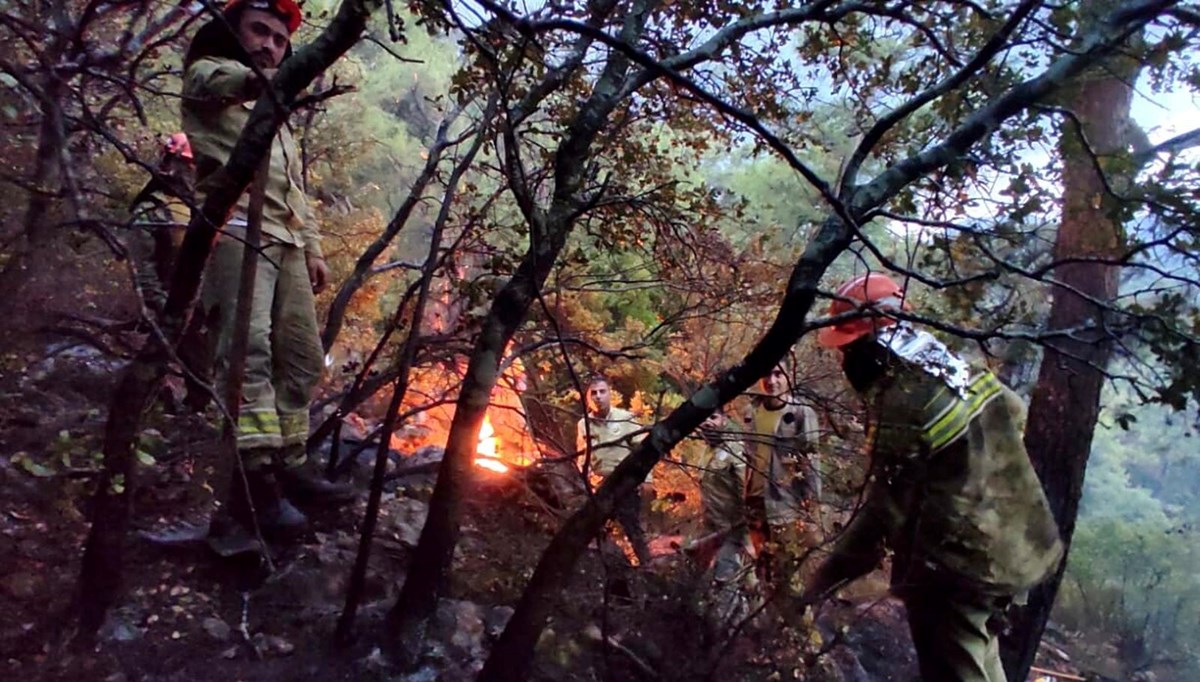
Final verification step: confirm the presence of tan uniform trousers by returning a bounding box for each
[203,237,323,467]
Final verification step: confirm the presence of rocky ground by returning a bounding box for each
[0,342,1099,682]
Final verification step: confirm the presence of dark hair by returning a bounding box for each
[585,375,609,389]
[183,5,292,72]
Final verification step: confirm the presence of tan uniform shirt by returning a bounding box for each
[699,439,747,534]
[181,57,322,257]
[576,407,649,481]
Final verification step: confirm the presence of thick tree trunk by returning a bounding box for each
[383,225,578,657]
[0,78,66,338]
[1001,66,1138,680]
[72,0,380,642]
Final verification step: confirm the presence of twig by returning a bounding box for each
[239,591,263,660]
[583,624,658,679]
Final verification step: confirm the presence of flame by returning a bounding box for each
[474,415,509,473]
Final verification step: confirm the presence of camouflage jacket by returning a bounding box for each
[181,57,322,257]
[838,360,1063,596]
[699,437,747,535]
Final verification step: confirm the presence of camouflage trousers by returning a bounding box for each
[611,485,652,566]
[902,585,1009,682]
[203,238,323,467]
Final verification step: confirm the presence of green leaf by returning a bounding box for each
[12,453,54,478]
[136,450,157,466]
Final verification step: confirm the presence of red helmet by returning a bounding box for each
[162,132,193,160]
[225,0,303,34]
[817,273,910,348]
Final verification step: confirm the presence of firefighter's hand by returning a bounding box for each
[306,253,329,293]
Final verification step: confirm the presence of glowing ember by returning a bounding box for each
[474,415,509,473]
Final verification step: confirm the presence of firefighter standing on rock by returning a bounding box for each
[182,0,353,548]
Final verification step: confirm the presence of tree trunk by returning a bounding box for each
[0,77,66,339]
[1001,60,1139,680]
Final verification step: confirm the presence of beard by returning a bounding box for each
[841,336,891,394]
[253,51,276,69]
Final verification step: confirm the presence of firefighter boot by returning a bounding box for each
[275,444,356,505]
[243,469,309,541]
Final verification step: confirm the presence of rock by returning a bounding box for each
[409,446,446,467]
[829,646,873,682]
[397,665,439,682]
[220,646,239,660]
[100,618,142,644]
[433,599,486,659]
[250,633,296,656]
[202,617,232,642]
[383,497,428,548]
[360,647,389,674]
[272,637,295,655]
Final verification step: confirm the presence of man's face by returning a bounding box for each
[760,365,788,398]
[586,381,612,415]
[236,9,290,70]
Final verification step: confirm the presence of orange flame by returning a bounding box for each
[474,415,509,473]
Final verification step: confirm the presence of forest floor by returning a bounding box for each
[0,341,1104,682]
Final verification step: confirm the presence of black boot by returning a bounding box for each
[244,469,309,542]
[275,446,356,505]
[206,473,265,557]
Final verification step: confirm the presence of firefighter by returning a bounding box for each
[576,375,652,565]
[182,0,350,542]
[127,133,195,316]
[742,361,822,594]
[693,409,758,626]
[127,133,215,413]
[800,273,1064,682]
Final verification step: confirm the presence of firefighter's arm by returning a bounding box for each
[801,482,890,601]
[295,183,324,259]
[183,58,268,104]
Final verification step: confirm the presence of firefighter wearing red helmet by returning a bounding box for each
[182,0,351,552]
[801,272,1063,682]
